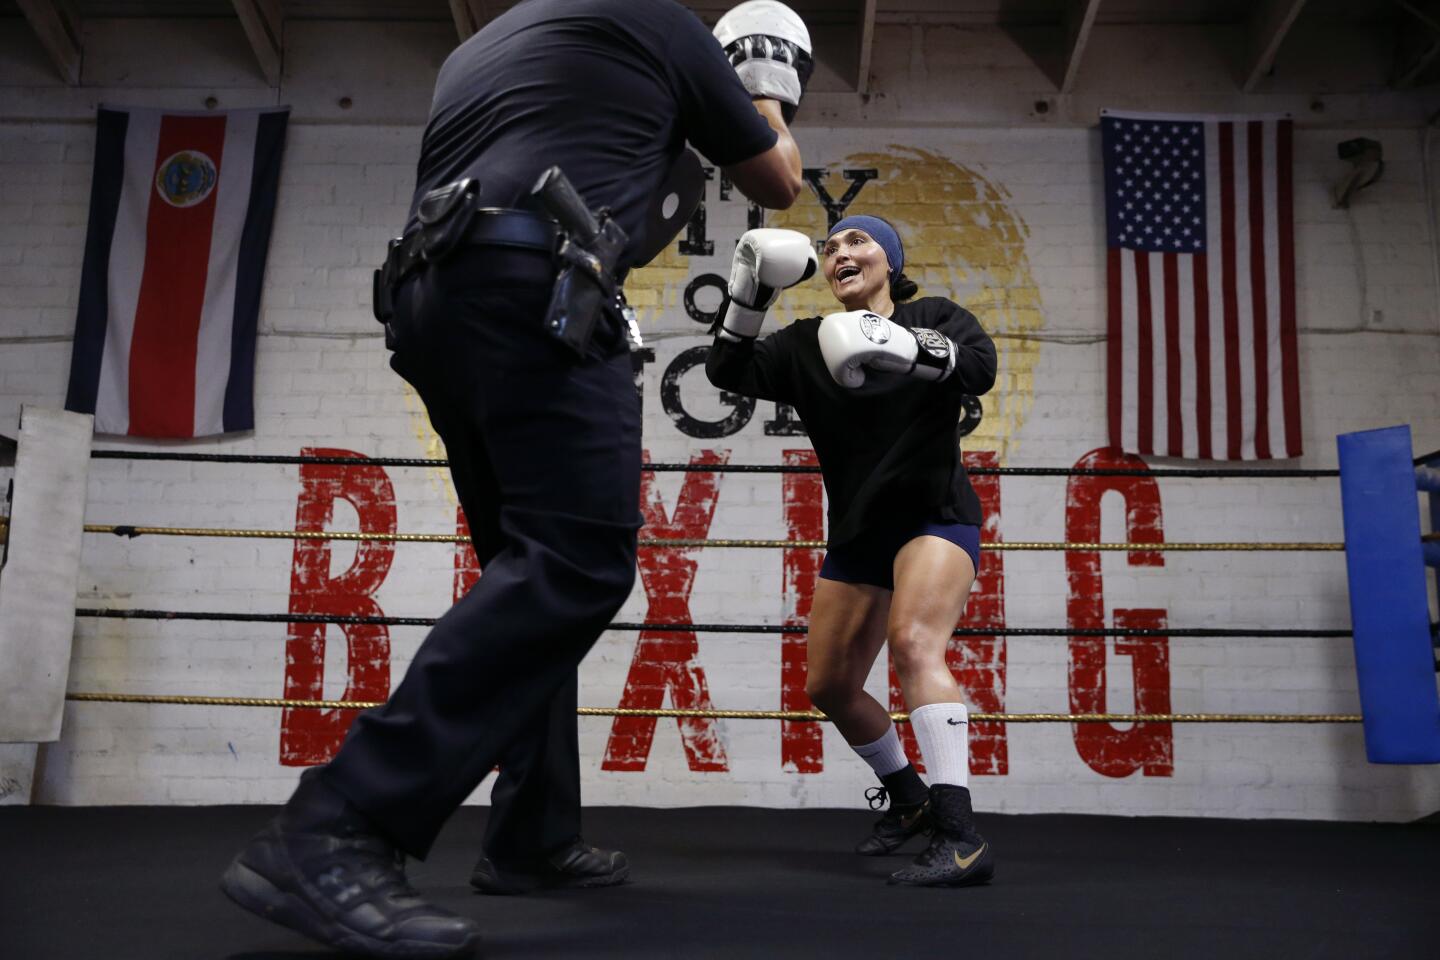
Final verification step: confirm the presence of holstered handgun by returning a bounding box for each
[532,166,628,358]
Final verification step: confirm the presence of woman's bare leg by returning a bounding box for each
[804,576,892,745]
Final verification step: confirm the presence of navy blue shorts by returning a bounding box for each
[819,517,982,591]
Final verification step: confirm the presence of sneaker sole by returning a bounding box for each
[221,858,479,959]
[855,835,923,856]
[561,864,630,889]
[468,869,536,896]
[887,863,996,888]
[470,863,630,896]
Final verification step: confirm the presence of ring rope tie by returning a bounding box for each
[59,693,1360,723]
[75,522,1344,551]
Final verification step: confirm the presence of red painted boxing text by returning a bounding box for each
[280,445,1172,779]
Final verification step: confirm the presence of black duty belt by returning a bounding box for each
[373,173,637,358]
[381,208,560,288]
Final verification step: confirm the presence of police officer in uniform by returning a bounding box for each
[220,1,810,956]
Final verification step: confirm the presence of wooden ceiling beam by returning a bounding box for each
[1058,0,1103,94]
[855,0,877,95]
[450,0,492,42]
[1240,0,1311,93]
[15,0,82,86]
[231,0,284,87]
[1392,0,1440,89]
[1395,38,1440,88]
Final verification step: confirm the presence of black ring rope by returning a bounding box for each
[73,608,1351,638]
[88,449,1338,479]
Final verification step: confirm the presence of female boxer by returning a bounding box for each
[706,215,996,887]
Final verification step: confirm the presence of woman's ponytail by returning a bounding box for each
[890,271,918,302]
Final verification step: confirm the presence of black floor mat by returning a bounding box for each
[2,805,1436,959]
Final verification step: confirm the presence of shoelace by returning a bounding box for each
[864,786,890,811]
[325,837,422,901]
[908,823,956,866]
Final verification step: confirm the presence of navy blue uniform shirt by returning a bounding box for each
[410,0,779,267]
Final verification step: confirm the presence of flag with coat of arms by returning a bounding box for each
[65,105,289,438]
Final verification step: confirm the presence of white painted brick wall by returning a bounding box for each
[1,16,1438,820]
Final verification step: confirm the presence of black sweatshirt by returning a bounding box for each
[706,297,998,546]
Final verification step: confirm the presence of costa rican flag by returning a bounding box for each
[65,106,289,438]
[1102,110,1301,460]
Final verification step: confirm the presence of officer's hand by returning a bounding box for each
[714,1,814,124]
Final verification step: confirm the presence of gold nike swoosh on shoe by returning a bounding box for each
[953,843,987,870]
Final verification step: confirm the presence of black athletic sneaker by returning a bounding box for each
[887,784,995,887]
[856,786,933,856]
[470,837,629,895]
[220,771,480,959]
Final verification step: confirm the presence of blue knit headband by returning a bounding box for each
[827,215,903,282]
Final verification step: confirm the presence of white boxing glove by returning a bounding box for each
[817,310,958,388]
[717,228,818,342]
[713,1,814,123]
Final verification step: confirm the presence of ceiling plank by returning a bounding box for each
[1058,0,1103,94]
[855,0,877,95]
[230,0,283,87]
[15,0,82,86]
[1240,0,1311,93]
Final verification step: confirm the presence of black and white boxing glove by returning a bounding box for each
[713,1,814,123]
[817,310,958,388]
[717,228,818,342]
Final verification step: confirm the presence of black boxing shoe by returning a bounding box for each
[887,784,995,888]
[855,786,933,856]
[470,837,629,895]
[220,770,480,959]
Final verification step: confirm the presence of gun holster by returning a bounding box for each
[545,239,621,357]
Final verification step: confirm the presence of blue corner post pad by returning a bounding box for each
[1338,424,1440,763]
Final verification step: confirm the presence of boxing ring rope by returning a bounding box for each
[59,693,1361,724]
[67,521,1344,552]
[41,449,1375,730]
[65,606,1359,720]
[89,448,1339,478]
[71,608,1355,638]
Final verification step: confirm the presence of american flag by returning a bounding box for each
[1102,110,1301,460]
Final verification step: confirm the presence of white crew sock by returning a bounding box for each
[908,702,969,788]
[850,724,909,778]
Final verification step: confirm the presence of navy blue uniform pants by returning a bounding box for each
[323,247,641,859]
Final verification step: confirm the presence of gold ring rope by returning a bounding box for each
[62,692,1360,723]
[78,523,1344,552]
